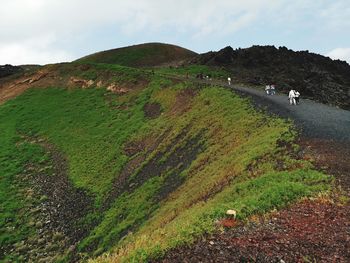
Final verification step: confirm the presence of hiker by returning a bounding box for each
[270,84,276,95]
[294,90,300,104]
[228,77,231,85]
[265,85,270,95]
[288,89,296,105]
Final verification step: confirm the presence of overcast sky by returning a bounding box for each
[1,0,350,65]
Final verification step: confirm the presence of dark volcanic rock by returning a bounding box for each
[0,64,23,78]
[190,45,350,110]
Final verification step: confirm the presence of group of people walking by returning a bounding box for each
[265,84,301,105]
[265,85,276,95]
[207,76,302,106]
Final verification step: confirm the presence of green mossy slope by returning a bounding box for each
[0,66,331,262]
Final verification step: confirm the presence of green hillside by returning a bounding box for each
[0,55,332,262]
[75,43,197,67]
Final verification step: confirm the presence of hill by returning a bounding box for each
[189,45,350,110]
[0,62,333,262]
[76,42,197,67]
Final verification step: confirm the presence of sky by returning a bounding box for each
[1,0,350,65]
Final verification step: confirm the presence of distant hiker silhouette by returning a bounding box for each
[265,85,270,95]
[270,84,276,95]
[227,77,231,85]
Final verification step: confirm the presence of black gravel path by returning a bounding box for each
[166,75,350,143]
[228,85,350,143]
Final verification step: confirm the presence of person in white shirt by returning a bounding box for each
[227,77,231,85]
[289,89,296,105]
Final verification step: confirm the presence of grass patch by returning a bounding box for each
[0,110,51,261]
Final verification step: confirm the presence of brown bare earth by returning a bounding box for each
[0,69,56,104]
[144,102,162,119]
[170,88,198,115]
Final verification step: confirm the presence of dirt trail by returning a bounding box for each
[230,85,350,143]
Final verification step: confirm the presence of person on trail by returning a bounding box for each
[228,77,231,85]
[288,89,296,105]
[294,90,300,104]
[265,85,270,95]
[270,84,276,95]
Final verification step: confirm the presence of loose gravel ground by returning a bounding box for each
[231,85,350,143]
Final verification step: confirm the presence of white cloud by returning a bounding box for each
[0,34,73,65]
[0,0,349,65]
[0,0,282,64]
[327,48,350,64]
[319,1,350,30]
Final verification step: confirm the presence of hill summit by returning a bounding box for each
[76,42,197,67]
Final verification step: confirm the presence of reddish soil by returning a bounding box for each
[158,200,350,263]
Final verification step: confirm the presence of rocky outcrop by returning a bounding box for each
[190,46,350,110]
[19,70,48,84]
[69,77,94,88]
[0,64,23,78]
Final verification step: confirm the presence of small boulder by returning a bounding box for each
[226,209,237,219]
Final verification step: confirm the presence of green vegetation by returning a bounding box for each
[0,103,51,262]
[97,85,331,262]
[75,43,196,67]
[0,63,331,262]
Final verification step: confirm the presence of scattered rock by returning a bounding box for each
[106,83,129,94]
[226,209,237,219]
[96,80,103,87]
